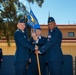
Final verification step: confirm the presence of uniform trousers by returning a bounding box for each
[48,61,62,75]
[15,62,27,75]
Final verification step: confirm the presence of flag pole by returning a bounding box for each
[26,4,41,74]
[36,52,41,75]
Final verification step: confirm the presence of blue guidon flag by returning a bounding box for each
[25,8,40,29]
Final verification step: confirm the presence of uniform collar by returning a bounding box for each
[38,36,41,39]
[51,30,53,32]
[49,26,57,33]
[18,29,24,33]
[21,30,25,33]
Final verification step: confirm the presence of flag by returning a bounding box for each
[25,9,40,29]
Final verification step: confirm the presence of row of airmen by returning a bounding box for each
[14,17,63,75]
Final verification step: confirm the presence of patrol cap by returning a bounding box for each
[36,28,41,30]
[48,17,55,23]
[18,16,28,23]
[34,28,41,32]
[18,17,25,23]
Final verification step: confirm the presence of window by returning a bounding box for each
[68,32,74,37]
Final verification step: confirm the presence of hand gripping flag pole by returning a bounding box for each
[31,29,41,75]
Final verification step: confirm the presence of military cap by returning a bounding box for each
[48,17,55,23]
[18,16,28,23]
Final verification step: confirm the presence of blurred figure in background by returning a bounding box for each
[29,28,47,75]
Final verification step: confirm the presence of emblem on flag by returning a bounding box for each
[25,8,40,29]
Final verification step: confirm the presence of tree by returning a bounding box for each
[0,0,26,46]
[26,0,44,7]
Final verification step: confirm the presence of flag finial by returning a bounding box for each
[48,11,50,18]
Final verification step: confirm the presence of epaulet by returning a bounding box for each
[16,29,19,31]
[14,29,19,34]
[15,29,19,32]
[54,27,58,31]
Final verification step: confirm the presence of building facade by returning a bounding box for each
[40,24,76,39]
